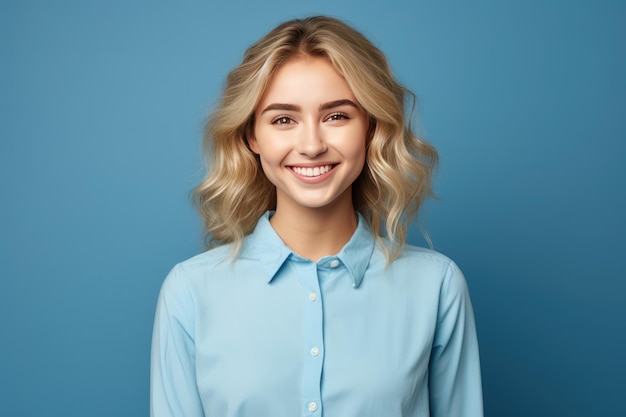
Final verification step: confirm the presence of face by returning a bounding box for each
[249,57,369,214]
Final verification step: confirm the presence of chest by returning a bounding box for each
[193,263,439,416]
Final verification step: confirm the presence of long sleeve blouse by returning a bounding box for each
[151,211,483,417]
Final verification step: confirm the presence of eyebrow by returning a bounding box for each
[260,103,301,114]
[260,99,359,114]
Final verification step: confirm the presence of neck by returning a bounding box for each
[270,195,358,262]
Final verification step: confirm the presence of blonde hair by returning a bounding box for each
[194,16,438,263]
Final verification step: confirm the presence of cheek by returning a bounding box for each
[256,158,282,192]
[257,159,272,180]
[254,142,285,184]
[356,149,367,177]
[348,130,368,165]
[353,130,369,177]
[256,141,286,167]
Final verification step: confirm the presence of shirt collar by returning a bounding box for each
[242,211,375,288]
[333,212,375,288]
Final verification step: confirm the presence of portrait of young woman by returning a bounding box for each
[150,16,483,417]
[4,2,623,417]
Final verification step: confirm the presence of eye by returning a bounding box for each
[271,116,295,125]
[325,112,349,122]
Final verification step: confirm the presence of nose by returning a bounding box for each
[295,123,327,157]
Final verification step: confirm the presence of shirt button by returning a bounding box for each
[308,402,318,412]
[329,259,339,268]
[308,292,317,302]
[310,347,320,357]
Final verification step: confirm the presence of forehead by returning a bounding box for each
[258,57,356,106]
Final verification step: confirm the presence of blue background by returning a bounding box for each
[1,1,624,416]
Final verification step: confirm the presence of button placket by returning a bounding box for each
[299,262,324,416]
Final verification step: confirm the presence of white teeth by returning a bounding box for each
[293,165,332,177]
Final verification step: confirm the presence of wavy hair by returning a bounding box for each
[194,16,438,263]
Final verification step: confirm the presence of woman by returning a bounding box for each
[151,16,483,417]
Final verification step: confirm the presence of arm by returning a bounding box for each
[150,265,205,417]
[429,260,484,417]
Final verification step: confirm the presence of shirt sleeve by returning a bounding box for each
[429,260,484,417]
[150,264,205,417]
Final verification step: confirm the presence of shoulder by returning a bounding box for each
[161,229,267,290]
[176,243,234,273]
[402,245,470,301]
[397,244,454,266]
[376,242,468,292]
[385,243,456,275]
[389,245,475,322]
[159,243,237,294]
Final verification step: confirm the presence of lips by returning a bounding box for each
[289,164,335,177]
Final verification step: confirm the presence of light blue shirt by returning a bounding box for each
[151,212,483,416]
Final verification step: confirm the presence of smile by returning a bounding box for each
[290,165,334,177]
